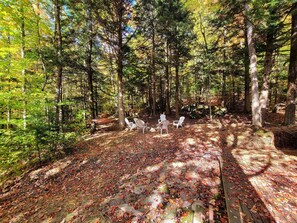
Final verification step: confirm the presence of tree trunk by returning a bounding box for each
[148,73,153,112]
[260,34,274,124]
[244,22,251,113]
[86,0,95,119]
[54,0,63,131]
[175,60,180,118]
[151,24,156,116]
[274,69,279,106]
[245,3,262,128]
[7,35,11,130]
[260,8,278,124]
[199,13,208,53]
[284,3,297,125]
[222,28,227,107]
[165,40,171,115]
[36,0,44,73]
[117,0,125,129]
[21,0,27,130]
[231,73,235,111]
[160,76,164,112]
[95,84,99,116]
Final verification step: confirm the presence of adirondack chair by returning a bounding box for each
[173,116,185,128]
[125,118,136,131]
[134,118,147,134]
[158,113,166,124]
[159,120,170,134]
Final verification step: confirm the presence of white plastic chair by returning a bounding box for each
[173,116,185,128]
[125,118,136,131]
[134,118,147,134]
[158,114,166,124]
[159,120,169,134]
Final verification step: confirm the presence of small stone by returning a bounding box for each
[191,200,204,212]
[150,128,156,132]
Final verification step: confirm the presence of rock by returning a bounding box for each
[117,204,143,217]
[145,191,163,209]
[161,200,178,223]
[191,200,204,212]
[29,169,44,180]
[45,160,71,179]
[150,128,157,132]
[193,211,204,223]
[45,168,61,179]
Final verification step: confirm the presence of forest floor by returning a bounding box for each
[0,114,297,223]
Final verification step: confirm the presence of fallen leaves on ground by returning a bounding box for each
[1,114,296,223]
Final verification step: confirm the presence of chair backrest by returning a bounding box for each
[160,114,166,122]
[178,116,185,125]
[135,118,145,127]
[160,120,169,129]
[125,118,130,125]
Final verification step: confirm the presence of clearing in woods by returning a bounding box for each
[0,115,297,223]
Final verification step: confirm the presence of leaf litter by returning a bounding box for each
[1,115,296,222]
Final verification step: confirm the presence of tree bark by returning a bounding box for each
[117,0,125,129]
[222,28,227,107]
[165,40,171,115]
[244,24,251,113]
[231,73,235,111]
[148,75,153,112]
[260,8,278,124]
[284,3,297,125]
[160,76,164,112]
[7,35,11,129]
[20,0,27,129]
[245,3,262,128]
[86,0,95,119]
[151,23,156,116]
[54,0,63,131]
[175,60,180,118]
[260,31,274,124]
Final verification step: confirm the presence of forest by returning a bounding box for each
[0,0,297,222]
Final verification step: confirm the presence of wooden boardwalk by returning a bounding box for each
[220,120,297,223]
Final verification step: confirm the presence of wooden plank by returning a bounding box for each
[221,171,244,223]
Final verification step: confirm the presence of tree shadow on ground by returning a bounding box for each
[1,116,296,223]
[217,115,297,223]
[0,121,224,223]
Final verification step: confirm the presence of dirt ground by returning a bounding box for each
[0,114,296,223]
